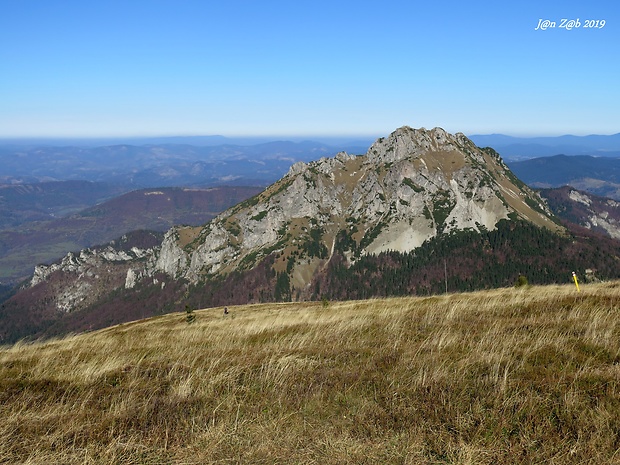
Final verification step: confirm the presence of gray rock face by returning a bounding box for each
[144,126,560,289]
[30,244,157,312]
[568,190,620,239]
[367,127,459,164]
[28,126,562,309]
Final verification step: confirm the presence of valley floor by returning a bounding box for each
[2,282,620,464]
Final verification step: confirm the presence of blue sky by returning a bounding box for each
[1,0,618,138]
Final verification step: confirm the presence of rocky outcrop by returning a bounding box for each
[141,126,561,290]
[24,126,564,312]
[29,239,158,312]
[31,246,152,287]
[541,186,620,239]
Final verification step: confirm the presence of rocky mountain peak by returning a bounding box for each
[137,126,562,292]
[22,126,564,313]
[366,126,472,164]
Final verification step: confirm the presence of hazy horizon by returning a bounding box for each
[1,129,620,146]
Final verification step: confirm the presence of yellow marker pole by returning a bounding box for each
[572,271,580,292]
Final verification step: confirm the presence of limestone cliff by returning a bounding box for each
[23,126,564,312]
[27,231,161,313]
[145,126,561,290]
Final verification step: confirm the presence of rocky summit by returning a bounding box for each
[143,126,559,290]
[29,126,562,305]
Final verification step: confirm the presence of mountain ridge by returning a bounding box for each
[144,126,560,290]
[16,126,561,307]
[508,155,620,199]
[539,186,620,239]
[470,133,620,158]
[0,140,365,188]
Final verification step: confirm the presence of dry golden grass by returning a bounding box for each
[2,282,620,463]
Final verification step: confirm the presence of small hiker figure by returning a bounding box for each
[223,307,229,315]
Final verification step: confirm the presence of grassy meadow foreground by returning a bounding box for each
[2,282,620,464]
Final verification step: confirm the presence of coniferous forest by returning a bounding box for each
[314,220,620,300]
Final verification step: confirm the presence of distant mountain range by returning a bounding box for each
[0,140,370,188]
[0,181,128,229]
[2,132,619,190]
[0,134,378,148]
[469,133,620,159]
[507,155,620,199]
[3,132,619,160]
